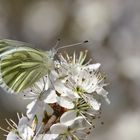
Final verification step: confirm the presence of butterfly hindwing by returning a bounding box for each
[0,39,52,93]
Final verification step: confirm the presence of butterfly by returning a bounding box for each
[0,39,56,94]
[0,39,88,94]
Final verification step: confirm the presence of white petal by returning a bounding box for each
[66,90,80,99]
[44,104,54,116]
[50,123,68,134]
[54,80,69,95]
[63,116,84,127]
[57,96,74,109]
[41,134,58,140]
[26,100,38,118]
[26,100,45,122]
[21,126,34,139]
[70,117,86,129]
[96,88,110,104]
[44,90,57,103]
[50,70,59,80]
[60,110,77,123]
[89,98,101,110]
[27,100,36,111]
[6,132,18,140]
[86,63,101,70]
[44,77,51,91]
[55,78,80,99]
[105,97,110,104]
[96,88,108,96]
[18,116,28,128]
[60,111,84,127]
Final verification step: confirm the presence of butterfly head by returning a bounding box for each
[46,40,89,63]
[46,48,57,60]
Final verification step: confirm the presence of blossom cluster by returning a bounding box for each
[1,50,110,140]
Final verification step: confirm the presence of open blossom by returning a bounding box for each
[57,51,101,77]
[67,98,100,126]
[49,111,88,140]
[54,55,110,111]
[21,76,54,126]
[6,115,37,140]
[1,50,110,140]
[5,115,56,140]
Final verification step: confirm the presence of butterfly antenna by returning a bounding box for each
[54,38,61,49]
[56,40,89,52]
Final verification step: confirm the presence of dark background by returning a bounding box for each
[0,0,140,139]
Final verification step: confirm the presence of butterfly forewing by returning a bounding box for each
[0,39,53,93]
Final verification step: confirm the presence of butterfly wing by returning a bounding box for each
[0,39,34,57]
[0,39,53,93]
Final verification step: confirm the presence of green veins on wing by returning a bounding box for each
[0,39,54,93]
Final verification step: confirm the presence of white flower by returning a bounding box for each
[55,69,104,111]
[72,98,100,125]
[49,111,88,140]
[6,115,37,140]
[42,71,76,109]
[27,99,54,127]
[54,51,109,111]
[67,69,106,94]
[43,51,107,110]
[1,50,110,140]
[57,51,101,77]
[22,76,54,125]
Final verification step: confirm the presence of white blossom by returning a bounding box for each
[49,111,88,140]
[21,76,54,126]
[1,50,110,140]
[54,52,109,110]
[57,51,101,77]
[6,115,36,140]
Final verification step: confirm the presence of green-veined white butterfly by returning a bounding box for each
[0,39,88,94]
[0,39,56,94]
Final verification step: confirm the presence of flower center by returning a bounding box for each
[75,86,85,94]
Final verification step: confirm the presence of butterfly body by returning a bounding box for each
[0,39,55,93]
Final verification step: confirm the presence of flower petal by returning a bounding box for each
[85,63,101,70]
[6,132,19,140]
[60,110,84,126]
[18,116,28,128]
[36,134,58,140]
[89,98,101,110]
[47,105,54,114]
[54,80,69,96]
[26,100,38,118]
[57,96,74,109]
[44,90,57,103]
[60,110,77,123]
[96,88,110,104]
[50,123,68,134]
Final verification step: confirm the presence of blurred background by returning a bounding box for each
[0,0,140,139]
